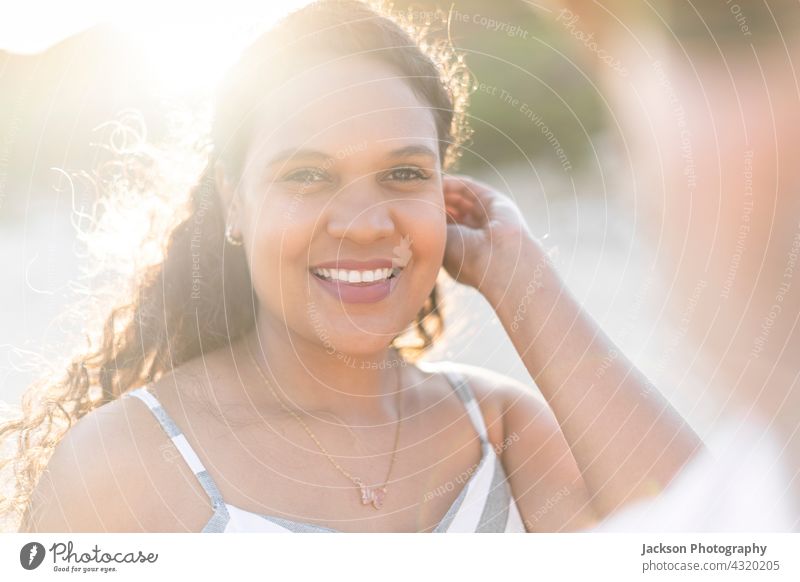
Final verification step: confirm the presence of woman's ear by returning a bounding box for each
[215,160,243,242]
[215,160,234,206]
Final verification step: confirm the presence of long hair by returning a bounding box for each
[0,0,472,531]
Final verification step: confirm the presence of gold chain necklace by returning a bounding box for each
[244,338,403,510]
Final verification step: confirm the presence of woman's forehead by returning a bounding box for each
[246,58,439,163]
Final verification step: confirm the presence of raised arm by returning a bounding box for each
[442,175,704,519]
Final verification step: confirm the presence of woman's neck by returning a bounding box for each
[238,314,406,425]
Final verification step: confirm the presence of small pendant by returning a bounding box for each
[359,484,387,509]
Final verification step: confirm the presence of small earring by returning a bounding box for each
[225,223,243,246]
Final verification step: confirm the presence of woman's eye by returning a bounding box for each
[384,167,429,182]
[283,168,328,185]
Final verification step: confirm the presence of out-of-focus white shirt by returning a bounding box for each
[590,417,798,532]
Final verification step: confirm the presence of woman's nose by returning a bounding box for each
[326,182,395,243]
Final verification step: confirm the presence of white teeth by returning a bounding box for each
[311,267,401,283]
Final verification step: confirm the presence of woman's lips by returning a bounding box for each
[311,258,398,270]
[310,268,403,304]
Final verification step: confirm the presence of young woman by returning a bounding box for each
[2,0,701,533]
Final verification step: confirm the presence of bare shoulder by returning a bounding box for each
[424,362,598,531]
[20,387,209,533]
[425,361,549,420]
[417,361,545,450]
[20,395,151,532]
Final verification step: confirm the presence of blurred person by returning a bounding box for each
[546,0,800,530]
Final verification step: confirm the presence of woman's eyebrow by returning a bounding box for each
[385,144,437,161]
[266,148,332,166]
[265,144,437,167]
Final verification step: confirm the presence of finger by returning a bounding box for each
[447,203,483,229]
[446,207,470,227]
[442,176,479,197]
[444,186,475,201]
[445,204,459,219]
[444,191,477,216]
[443,173,493,195]
[450,195,488,227]
[444,194,474,214]
[442,175,494,213]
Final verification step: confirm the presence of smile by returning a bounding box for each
[308,261,405,304]
[310,266,402,285]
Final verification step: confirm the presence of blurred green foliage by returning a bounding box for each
[393,0,606,174]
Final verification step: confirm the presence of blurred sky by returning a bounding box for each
[0,0,311,90]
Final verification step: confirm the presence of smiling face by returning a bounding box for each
[228,56,447,356]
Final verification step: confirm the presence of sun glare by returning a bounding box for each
[111,1,312,94]
[1,0,312,94]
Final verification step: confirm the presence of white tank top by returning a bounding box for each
[123,364,526,532]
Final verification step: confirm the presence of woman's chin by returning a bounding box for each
[313,333,399,362]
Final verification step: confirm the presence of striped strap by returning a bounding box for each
[123,387,230,531]
[438,368,521,533]
[440,369,490,445]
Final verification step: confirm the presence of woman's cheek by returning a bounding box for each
[245,196,310,291]
[400,198,447,268]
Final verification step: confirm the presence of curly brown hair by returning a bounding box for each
[0,0,473,532]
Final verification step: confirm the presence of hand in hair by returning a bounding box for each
[442,174,533,292]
